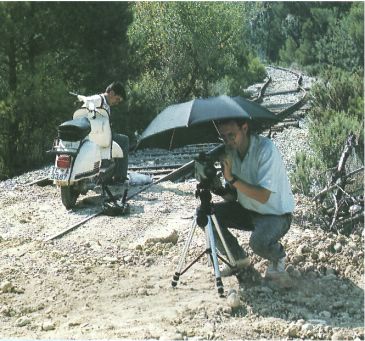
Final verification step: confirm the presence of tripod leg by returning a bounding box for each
[211,214,237,266]
[171,218,197,287]
[206,216,224,296]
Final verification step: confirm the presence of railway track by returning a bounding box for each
[30,66,311,240]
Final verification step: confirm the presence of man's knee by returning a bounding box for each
[249,233,269,256]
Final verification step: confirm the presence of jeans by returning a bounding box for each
[207,201,292,262]
[112,133,129,181]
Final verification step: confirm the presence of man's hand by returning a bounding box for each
[220,155,235,182]
[220,153,271,204]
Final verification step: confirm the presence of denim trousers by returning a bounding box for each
[206,201,292,262]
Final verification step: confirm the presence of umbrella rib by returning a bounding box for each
[212,120,220,135]
[212,120,225,143]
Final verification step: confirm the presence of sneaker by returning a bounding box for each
[265,257,286,279]
[220,257,250,277]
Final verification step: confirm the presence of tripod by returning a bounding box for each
[171,182,237,296]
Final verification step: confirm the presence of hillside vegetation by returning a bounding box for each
[0,2,362,180]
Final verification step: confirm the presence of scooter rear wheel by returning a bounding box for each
[61,186,80,209]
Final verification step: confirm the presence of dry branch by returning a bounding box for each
[312,167,364,201]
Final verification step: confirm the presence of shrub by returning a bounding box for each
[291,151,325,196]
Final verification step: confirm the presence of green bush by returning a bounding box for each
[308,109,363,170]
[292,66,363,197]
[291,151,325,196]
[311,68,363,115]
[309,67,364,166]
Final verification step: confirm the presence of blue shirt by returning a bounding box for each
[228,134,295,215]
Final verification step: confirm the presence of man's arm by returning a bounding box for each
[222,158,271,204]
[228,178,271,204]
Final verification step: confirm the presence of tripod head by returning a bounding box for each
[193,144,225,228]
[195,182,214,228]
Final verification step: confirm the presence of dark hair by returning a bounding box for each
[215,118,251,134]
[106,81,126,99]
[215,118,250,127]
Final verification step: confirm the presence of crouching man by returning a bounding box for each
[212,118,295,284]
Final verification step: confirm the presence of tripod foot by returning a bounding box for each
[216,277,224,296]
[171,272,180,287]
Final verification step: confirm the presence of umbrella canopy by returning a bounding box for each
[137,95,278,149]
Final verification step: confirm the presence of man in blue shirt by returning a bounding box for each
[213,118,294,283]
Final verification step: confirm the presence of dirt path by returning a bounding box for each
[0,174,363,340]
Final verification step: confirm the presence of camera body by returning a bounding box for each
[194,152,218,184]
[194,144,225,183]
[194,146,224,193]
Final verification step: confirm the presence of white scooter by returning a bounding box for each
[49,95,124,209]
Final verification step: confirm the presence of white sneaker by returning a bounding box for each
[265,257,286,278]
[220,257,250,277]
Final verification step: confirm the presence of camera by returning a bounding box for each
[194,152,218,184]
[194,144,225,192]
[194,144,235,198]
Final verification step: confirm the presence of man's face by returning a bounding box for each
[217,121,248,150]
[108,90,123,106]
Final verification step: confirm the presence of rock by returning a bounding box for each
[145,230,179,245]
[15,317,31,327]
[318,251,327,261]
[311,252,318,260]
[137,288,148,296]
[0,305,11,316]
[42,320,56,331]
[333,243,342,253]
[227,290,240,308]
[0,280,14,293]
[160,333,183,340]
[291,255,304,264]
[286,324,300,337]
[103,256,118,263]
[332,331,347,340]
[301,323,313,332]
[296,245,310,255]
[344,265,353,277]
[135,244,143,251]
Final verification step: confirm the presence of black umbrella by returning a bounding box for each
[137,95,278,149]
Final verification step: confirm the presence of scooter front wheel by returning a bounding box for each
[61,186,80,209]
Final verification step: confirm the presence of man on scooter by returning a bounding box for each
[85,81,129,184]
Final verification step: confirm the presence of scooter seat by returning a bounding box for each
[58,117,91,141]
